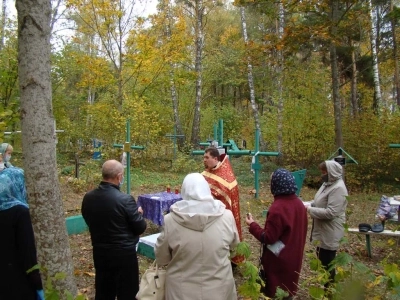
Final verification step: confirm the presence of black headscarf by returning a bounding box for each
[270,168,298,196]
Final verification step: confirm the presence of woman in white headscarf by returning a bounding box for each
[0,143,14,168]
[155,173,239,300]
[306,160,348,287]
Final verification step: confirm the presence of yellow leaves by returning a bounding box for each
[76,55,114,89]
[337,266,344,275]
[220,26,241,46]
[366,276,382,289]
[387,239,396,246]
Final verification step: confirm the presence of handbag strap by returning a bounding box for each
[151,260,160,276]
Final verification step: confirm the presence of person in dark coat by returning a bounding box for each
[0,167,44,300]
[82,159,147,300]
[245,168,308,299]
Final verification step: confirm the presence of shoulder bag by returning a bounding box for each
[136,260,166,300]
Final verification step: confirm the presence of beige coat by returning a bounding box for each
[309,161,348,250]
[155,173,239,300]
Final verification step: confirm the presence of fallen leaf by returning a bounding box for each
[74,269,82,275]
[84,272,95,277]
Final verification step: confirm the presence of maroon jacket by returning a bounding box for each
[249,194,307,297]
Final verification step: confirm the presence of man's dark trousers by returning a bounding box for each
[94,252,139,300]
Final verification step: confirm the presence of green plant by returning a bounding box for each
[79,159,102,187]
[234,242,289,300]
[234,242,265,300]
[302,240,400,299]
[44,272,87,300]
[61,166,74,176]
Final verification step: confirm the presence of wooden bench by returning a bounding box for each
[347,228,400,258]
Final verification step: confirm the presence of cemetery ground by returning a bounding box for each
[59,157,400,299]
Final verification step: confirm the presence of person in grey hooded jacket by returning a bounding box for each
[155,173,239,300]
[306,160,348,286]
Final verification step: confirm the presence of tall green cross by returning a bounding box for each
[165,125,184,159]
[113,119,145,194]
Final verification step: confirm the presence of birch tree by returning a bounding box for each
[164,0,185,147]
[239,7,263,143]
[368,0,382,112]
[389,0,400,106]
[16,0,77,296]
[0,0,6,49]
[330,0,343,147]
[276,0,284,152]
[182,0,206,146]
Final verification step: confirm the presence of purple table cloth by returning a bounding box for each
[137,192,182,226]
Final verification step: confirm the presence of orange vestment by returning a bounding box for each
[202,155,242,240]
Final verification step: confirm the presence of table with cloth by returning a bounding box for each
[137,192,182,226]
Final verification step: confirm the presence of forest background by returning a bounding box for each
[2,0,400,191]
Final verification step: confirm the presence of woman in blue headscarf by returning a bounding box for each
[0,142,14,168]
[245,169,308,299]
[0,167,44,300]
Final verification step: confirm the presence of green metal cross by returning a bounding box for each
[165,125,184,159]
[113,119,145,194]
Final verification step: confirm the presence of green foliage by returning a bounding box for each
[170,152,202,174]
[302,241,400,299]
[200,105,245,142]
[234,242,289,300]
[234,241,252,259]
[383,260,400,294]
[343,110,400,192]
[61,166,75,176]
[44,272,87,300]
[64,159,102,192]
[233,242,264,299]
[0,29,21,140]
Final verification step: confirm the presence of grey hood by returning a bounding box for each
[169,173,226,232]
[325,160,343,186]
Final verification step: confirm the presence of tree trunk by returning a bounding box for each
[16,0,77,296]
[190,0,204,146]
[368,0,382,112]
[276,0,284,153]
[350,40,358,116]
[0,0,6,50]
[330,0,343,148]
[240,7,265,148]
[390,0,400,106]
[166,3,185,148]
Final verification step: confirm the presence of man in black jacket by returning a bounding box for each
[82,159,147,300]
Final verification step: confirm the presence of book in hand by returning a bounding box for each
[266,240,285,256]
